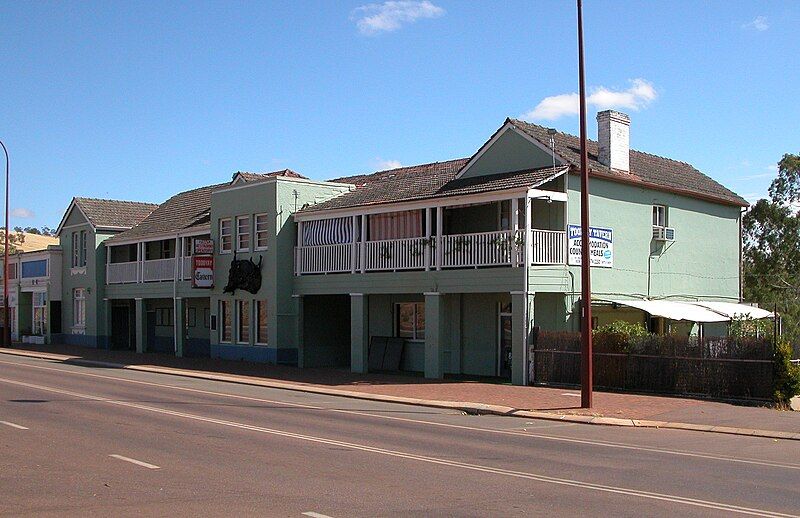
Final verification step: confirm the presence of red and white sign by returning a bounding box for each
[192,256,214,289]
[193,238,214,256]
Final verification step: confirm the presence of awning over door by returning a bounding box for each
[689,301,774,320]
[601,299,729,323]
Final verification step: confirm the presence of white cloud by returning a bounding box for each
[742,16,769,31]
[375,158,402,170]
[352,1,445,35]
[522,79,658,121]
[11,208,34,219]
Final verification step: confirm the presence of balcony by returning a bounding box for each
[295,229,566,275]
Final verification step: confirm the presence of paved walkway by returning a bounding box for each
[2,343,798,437]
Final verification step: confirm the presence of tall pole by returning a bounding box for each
[577,0,593,408]
[1,140,9,348]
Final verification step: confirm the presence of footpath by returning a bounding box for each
[1,343,798,441]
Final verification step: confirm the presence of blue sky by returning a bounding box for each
[1,1,798,229]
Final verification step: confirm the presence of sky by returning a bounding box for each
[1,0,798,229]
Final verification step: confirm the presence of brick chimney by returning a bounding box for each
[596,110,630,172]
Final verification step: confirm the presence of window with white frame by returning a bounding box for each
[220,300,232,342]
[73,288,86,327]
[255,214,268,250]
[256,300,268,344]
[236,215,251,252]
[652,205,667,227]
[79,230,87,266]
[32,292,47,335]
[72,232,80,267]
[395,302,425,340]
[220,218,232,253]
[237,299,250,343]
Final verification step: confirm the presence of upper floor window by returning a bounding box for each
[652,205,667,227]
[255,214,269,250]
[220,218,232,254]
[72,230,87,267]
[21,259,48,279]
[236,215,251,252]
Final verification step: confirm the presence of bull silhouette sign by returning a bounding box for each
[223,252,263,295]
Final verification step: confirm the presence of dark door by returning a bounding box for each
[146,310,156,352]
[111,306,132,350]
[499,313,513,380]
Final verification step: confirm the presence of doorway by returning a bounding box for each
[498,302,513,379]
[111,305,133,350]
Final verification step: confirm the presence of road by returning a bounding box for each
[0,353,798,517]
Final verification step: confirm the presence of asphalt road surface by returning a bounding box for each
[1,353,798,517]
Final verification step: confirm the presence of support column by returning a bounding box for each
[350,215,358,273]
[350,293,369,374]
[511,291,534,386]
[424,292,445,379]
[293,294,304,368]
[103,298,112,349]
[174,297,185,357]
[359,215,367,274]
[524,195,532,267]
[511,198,519,267]
[134,298,146,353]
[424,207,432,271]
[435,206,443,271]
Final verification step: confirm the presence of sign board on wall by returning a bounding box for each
[193,238,214,256]
[567,224,614,268]
[192,256,214,288]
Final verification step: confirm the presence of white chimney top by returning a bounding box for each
[597,110,630,172]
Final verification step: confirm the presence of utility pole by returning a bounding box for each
[577,0,593,408]
[1,140,9,348]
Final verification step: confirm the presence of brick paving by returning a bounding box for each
[4,343,799,434]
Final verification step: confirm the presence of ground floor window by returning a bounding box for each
[32,292,47,335]
[237,300,250,344]
[73,288,86,327]
[395,302,425,340]
[155,307,173,327]
[256,300,268,345]
[220,300,232,343]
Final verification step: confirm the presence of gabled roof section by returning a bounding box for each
[299,159,565,214]
[506,118,748,207]
[56,197,158,235]
[231,169,308,184]
[105,183,226,244]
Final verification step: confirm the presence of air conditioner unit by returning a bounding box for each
[652,226,676,241]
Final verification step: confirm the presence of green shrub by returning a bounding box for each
[593,321,649,353]
[773,339,800,406]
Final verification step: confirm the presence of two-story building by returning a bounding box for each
[58,110,751,387]
[55,197,158,347]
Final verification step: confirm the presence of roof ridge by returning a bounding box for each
[75,196,158,206]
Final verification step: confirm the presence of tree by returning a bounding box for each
[743,153,800,345]
[0,230,25,254]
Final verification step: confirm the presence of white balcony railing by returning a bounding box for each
[529,229,566,265]
[107,261,139,284]
[364,237,428,271]
[182,256,192,280]
[142,258,176,282]
[295,229,567,275]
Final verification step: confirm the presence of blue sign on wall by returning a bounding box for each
[567,224,613,268]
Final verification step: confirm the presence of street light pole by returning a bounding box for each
[0,140,9,348]
[577,0,593,408]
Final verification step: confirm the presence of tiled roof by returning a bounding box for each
[235,169,308,183]
[74,197,158,229]
[507,119,748,206]
[300,159,563,213]
[105,183,226,243]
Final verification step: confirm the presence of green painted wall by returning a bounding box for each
[460,128,555,179]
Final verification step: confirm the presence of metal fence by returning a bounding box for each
[531,330,774,401]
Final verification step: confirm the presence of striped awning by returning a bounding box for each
[302,217,353,246]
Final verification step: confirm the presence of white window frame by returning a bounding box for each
[220,300,232,343]
[236,215,251,252]
[236,299,250,344]
[32,292,47,335]
[254,213,269,251]
[79,230,88,266]
[219,218,232,254]
[652,205,667,227]
[72,232,80,267]
[73,288,86,328]
[255,300,268,345]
